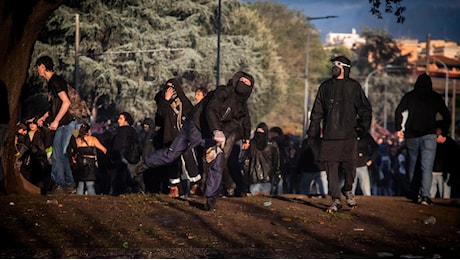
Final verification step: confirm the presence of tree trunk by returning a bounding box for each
[0,0,65,194]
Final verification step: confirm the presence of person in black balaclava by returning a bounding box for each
[139,71,255,211]
[307,55,372,213]
[242,122,281,196]
[395,73,450,205]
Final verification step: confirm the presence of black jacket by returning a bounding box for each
[356,132,378,168]
[433,136,459,173]
[109,125,137,162]
[155,78,193,146]
[243,121,281,185]
[189,71,254,140]
[307,77,372,140]
[298,137,324,172]
[395,73,450,138]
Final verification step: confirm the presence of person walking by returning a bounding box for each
[395,73,450,205]
[307,55,372,213]
[138,71,254,211]
[35,56,76,194]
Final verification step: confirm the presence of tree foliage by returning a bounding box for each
[368,0,406,23]
[248,1,330,134]
[1,0,411,194]
[25,0,287,125]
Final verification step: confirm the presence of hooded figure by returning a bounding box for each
[231,71,254,100]
[395,73,451,205]
[142,71,255,211]
[153,78,198,197]
[254,122,269,150]
[395,73,450,139]
[242,122,281,195]
[155,78,193,146]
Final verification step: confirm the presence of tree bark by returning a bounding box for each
[0,0,65,194]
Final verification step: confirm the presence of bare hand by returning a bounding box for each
[165,87,175,101]
[241,139,250,150]
[37,118,44,127]
[49,121,59,131]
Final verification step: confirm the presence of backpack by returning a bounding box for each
[124,133,141,164]
[67,84,91,122]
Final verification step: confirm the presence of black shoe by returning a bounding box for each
[205,197,217,211]
[420,196,432,206]
[411,195,421,204]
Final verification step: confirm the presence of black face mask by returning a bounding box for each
[254,132,268,150]
[331,66,341,78]
[235,81,251,99]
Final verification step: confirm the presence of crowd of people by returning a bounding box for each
[3,55,460,213]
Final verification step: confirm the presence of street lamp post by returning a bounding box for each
[364,65,404,130]
[302,15,338,139]
[430,56,449,106]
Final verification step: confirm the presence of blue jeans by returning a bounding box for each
[51,120,76,187]
[143,119,226,199]
[249,182,272,195]
[77,181,96,195]
[406,134,437,198]
[353,166,371,196]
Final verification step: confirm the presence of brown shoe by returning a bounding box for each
[168,186,179,198]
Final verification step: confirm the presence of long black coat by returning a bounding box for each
[307,78,372,140]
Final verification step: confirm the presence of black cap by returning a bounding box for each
[330,55,351,67]
[142,117,154,127]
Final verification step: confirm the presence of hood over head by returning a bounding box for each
[164,78,188,101]
[231,71,254,100]
[414,73,432,90]
[256,122,269,136]
[254,122,269,150]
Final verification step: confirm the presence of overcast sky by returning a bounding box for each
[247,0,460,44]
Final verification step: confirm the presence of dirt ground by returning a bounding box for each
[0,193,459,258]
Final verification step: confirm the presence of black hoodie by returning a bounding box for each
[395,73,451,138]
[189,71,255,140]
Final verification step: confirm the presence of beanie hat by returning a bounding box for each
[142,117,154,127]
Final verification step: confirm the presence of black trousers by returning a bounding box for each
[325,160,356,200]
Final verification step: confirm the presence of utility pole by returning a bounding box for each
[302,15,338,139]
[425,33,431,74]
[75,14,80,92]
[216,0,222,88]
